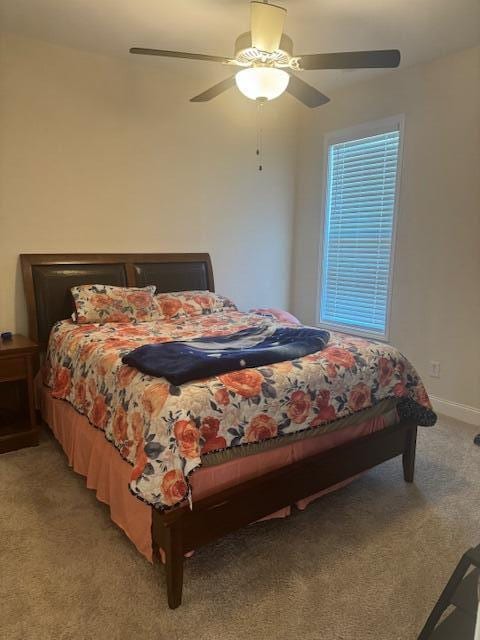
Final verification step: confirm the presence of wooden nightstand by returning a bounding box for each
[0,335,39,453]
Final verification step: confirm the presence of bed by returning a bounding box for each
[20,252,435,609]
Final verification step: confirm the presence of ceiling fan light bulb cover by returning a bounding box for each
[235,67,290,101]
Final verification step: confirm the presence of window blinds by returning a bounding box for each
[320,128,401,337]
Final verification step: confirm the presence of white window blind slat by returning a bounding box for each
[320,126,401,338]
[330,155,399,169]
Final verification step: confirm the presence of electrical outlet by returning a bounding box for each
[430,361,441,378]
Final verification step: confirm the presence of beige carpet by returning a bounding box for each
[1,417,479,640]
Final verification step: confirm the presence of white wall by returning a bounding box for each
[291,46,480,411]
[0,33,297,334]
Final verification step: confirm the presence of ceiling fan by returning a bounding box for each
[130,0,400,108]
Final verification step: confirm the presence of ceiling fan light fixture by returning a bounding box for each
[235,66,290,101]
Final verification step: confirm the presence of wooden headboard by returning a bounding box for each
[20,253,214,350]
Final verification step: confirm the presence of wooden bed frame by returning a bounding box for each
[20,252,418,609]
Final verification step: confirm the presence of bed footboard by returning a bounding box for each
[151,419,419,609]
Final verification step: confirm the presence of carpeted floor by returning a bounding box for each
[1,416,479,640]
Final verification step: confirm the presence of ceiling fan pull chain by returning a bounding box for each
[256,99,264,171]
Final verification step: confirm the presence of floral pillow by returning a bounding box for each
[153,290,237,320]
[71,284,156,324]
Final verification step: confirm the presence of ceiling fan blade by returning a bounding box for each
[286,74,330,108]
[250,1,286,53]
[130,47,237,65]
[298,49,401,70]
[190,76,237,102]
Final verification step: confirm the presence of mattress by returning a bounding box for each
[44,310,435,510]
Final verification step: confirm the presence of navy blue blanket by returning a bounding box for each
[122,326,330,386]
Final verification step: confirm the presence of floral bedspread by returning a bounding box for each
[45,311,435,510]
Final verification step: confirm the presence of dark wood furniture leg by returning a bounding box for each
[403,425,417,482]
[164,524,184,609]
[152,511,185,609]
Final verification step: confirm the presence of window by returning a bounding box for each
[319,117,403,339]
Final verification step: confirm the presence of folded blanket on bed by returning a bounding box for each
[122,325,330,385]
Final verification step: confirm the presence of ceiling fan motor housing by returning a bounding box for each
[234,32,296,68]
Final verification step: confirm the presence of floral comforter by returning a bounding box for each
[45,311,435,510]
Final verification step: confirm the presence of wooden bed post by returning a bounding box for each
[402,425,417,483]
[164,523,184,609]
[151,509,185,609]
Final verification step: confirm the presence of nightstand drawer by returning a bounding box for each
[0,357,26,382]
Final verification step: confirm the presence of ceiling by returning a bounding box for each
[1,0,479,90]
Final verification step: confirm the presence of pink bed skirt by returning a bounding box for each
[40,387,389,562]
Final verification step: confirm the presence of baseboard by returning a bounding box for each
[430,395,480,427]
